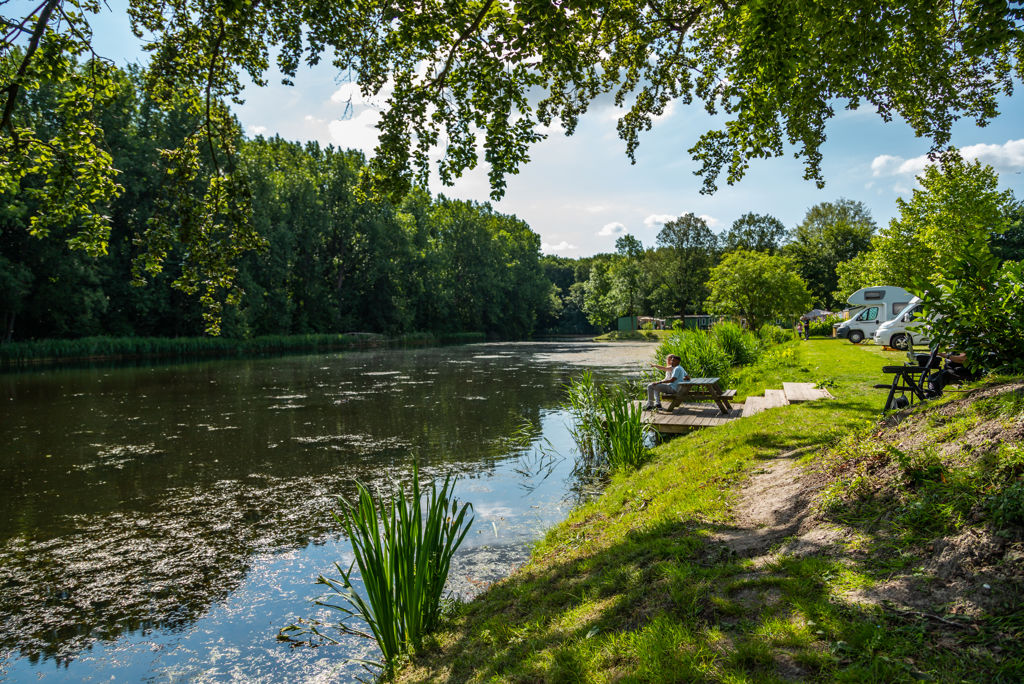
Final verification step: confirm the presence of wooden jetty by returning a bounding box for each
[636,401,743,433]
[638,382,833,433]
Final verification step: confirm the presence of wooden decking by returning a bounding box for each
[637,382,833,433]
[635,401,743,433]
[741,382,834,417]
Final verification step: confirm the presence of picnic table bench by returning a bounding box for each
[876,365,931,411]
[875,350,944,412]
[657,377,736,414]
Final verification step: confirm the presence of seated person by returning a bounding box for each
[645,354,691,410]
[927,351,977,395]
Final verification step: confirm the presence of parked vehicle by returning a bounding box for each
[873,296,932,350]
[834,286,914,344]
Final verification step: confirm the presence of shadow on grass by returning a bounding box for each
[718,398,879,462]
[407,511,1021,683]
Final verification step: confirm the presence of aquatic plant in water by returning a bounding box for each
[283,466,473,674]
[564,373,651,473]
[565,371,604,465]
[597,386,651,472]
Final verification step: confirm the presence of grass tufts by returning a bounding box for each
[286,465,473,674]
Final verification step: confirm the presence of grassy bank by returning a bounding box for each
[0,331,487,368]
[593,330,669,342]
[394,339,1023,682]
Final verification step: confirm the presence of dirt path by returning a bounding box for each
[714,451,844,563]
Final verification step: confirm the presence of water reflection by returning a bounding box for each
[0,341,651,680]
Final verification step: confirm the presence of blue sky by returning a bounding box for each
[87,5,1024,258]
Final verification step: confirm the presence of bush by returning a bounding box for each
[808,314,842,338]
[656,329,733,384]
[757,324,793,345]
[710,321,759,366]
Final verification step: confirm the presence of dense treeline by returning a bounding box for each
[538,204,876,330]
[4,61,1021,347]
[0,64,550,342]
[546,187,1021,337]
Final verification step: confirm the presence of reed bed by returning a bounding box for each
[288,467,473,674]
[565,372,651,474]
[0,331,487,367]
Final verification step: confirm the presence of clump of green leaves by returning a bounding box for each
[986,481,1024,530]
[892,446,946,488]
[285,466,473,674]
[757,323,794,345]
[564,373,651,473]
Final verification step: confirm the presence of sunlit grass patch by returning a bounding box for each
[395,344,1024,683]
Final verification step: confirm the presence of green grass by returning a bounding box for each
[394,340,1023,683]
[0,331,487,367]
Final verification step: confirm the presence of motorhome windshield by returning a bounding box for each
[856,307,879,321]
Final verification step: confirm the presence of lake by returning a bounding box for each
[0,341,654,682]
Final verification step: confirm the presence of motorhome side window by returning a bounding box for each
[857,307,879,321]
[893,301,909,315]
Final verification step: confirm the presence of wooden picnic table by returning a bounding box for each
[658,377,736,414]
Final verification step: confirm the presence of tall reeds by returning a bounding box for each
[0,331,487,367]
[564,373,651,473]
[597,386,650,472]
[310,467,473,673]
[565,371,604,465]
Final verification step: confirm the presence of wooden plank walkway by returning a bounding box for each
[782,382,834,402]
[764,388,790,409]
[634,401,742,433]
[633,383,835,431]
[741,395,769,417]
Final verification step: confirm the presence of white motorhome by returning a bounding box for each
[833,286,914,344]
[873,296,932,350]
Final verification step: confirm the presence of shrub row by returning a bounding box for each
[654,321,794,385]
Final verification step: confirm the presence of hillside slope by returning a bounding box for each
[396,342,1023,682]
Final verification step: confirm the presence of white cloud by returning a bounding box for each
[585,204,610,214]
[598,222,627,237]
[699,214,721,228]
[961,139,1024,171]
[327,108,382,156]
[871,139,1024,179]
[247,124,268,136]
[329,81,392,109]
[542,240,578,253]
[870,154,902,177]
[643,213,676,228]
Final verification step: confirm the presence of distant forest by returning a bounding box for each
[4,62,1021,344]
[1,63,563,342]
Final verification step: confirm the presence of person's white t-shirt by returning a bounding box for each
[669,364,687,389]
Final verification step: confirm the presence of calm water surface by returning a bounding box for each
[0,341,651,682]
